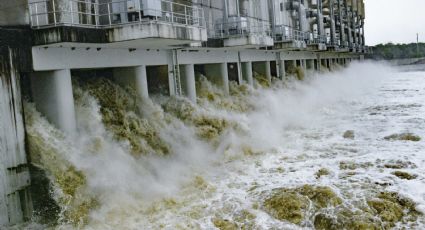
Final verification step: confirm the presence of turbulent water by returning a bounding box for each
[20,62,425,229]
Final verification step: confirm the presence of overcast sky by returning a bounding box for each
[364,0,425,45]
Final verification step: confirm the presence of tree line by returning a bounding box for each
[367,42,425,60]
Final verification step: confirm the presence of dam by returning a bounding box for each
[0,0,367,227]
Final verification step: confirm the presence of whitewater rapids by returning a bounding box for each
[20,62,425,229]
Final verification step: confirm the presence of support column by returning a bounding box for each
[113,65,149,99]
[279,60,286,79]
[302,60,307,70]
[180,64,197,103]
[31,69,76,134]
[242,62,253,86]
[317,57,322,72]
[220,63,230,94]
[237,62,243,85]
[265,61,272,83]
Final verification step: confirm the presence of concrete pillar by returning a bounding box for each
[180,64,197,103]
[302,60,307,70]
[279,60,286,79]
[31,69,76,134]
[237,62,243,84]
[205,63,229,94]
[113,66,149,99]
[220,63,229,94]
[242,62,253,86]
[317,58,321,71]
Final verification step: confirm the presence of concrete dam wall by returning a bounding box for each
[0,26,33,226]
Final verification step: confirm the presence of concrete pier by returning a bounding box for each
[181,64,197,103]
[113,66,149,99]
[31,69,77,134]
[241,62,253,86]
[301,60,307,71]
[0,26,33,227]
[278,60,286,79]
[265,61,272,83]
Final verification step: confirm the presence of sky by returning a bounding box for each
[364,0,425,45]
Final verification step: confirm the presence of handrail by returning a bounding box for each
[273,25,328,45]
[28,0,206,29]
[273,25,308,42]
[211,17,272,39]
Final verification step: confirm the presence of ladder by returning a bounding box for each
[171,49,182,96]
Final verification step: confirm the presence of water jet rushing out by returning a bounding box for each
[23,62,425,229]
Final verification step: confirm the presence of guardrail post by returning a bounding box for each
[95,2,99,27]
[35,4,39,27]
[184,6,188,25]
[52,0,57,25]
[170,2,174,23]
[44,1,48,25]
[107,3,112,26]
[138,0,142,23]
[70,1,74,25]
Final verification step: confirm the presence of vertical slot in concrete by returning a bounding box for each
[113,66,149,99]
[252,61,272,85]
[270,61,277,79]
[204,63,229,94]
[146,65,170,96]
[227,62,239,84]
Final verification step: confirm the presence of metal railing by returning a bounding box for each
[210,17,272,39]
[273,25,308,43]
[28,0,205,29]
[309,33,327,44]
[273,25,328,46]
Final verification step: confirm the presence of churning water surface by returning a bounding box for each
[20,62,425,229]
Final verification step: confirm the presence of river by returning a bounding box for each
[20,62,425,229]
